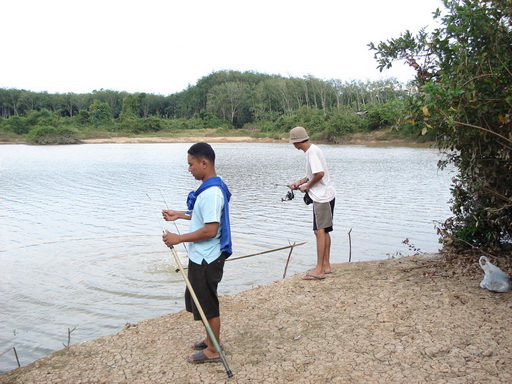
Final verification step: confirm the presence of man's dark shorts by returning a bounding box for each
[185,253,226,320]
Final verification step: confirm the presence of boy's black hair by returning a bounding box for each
[188,142,216,164]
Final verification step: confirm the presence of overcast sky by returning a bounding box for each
[1,0,444,96]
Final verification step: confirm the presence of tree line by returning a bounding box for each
[372,0,511,255]
[0,72,423,144]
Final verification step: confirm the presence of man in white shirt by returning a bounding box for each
[289,127,336,280]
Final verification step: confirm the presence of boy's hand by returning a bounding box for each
[162,209,180,221]
[162,230,181,247]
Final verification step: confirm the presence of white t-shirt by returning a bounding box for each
[304,144,336,203]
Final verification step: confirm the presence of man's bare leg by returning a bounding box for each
[199,317,220,359]
[308,229,327,278]
[323,232,332,273]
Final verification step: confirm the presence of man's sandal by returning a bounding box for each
[191,340,224,350]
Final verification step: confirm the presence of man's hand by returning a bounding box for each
[162,210,180,221]
[162,230,181,247]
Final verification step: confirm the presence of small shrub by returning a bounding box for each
[6,116,30,135]
[26,126,80,145]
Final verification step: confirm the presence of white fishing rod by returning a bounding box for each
[158,188,189,254]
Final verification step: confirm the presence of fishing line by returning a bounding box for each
[2,233,156,252]
[146,193,180,270]
[158,188,189,254]
[145,193,166,233]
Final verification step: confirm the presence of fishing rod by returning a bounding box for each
[170,245,233,378]
[146,193,169,234]
[157,189,189,254]
[146,193,181,269]
[174,242,307,273]
[281,189,295,202]
[146,194,234,378]
[280,185,300,202]
[227,242,306,262]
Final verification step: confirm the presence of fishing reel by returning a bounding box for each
[281,189,295,202]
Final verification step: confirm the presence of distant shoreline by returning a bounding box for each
[80,136,285,144]
[1,133,433,147]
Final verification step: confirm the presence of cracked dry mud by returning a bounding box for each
[1,254,511,384]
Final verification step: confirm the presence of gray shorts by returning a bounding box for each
[313,199,335,233]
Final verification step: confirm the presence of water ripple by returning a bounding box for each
[0,143,453,371]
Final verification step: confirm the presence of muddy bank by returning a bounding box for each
[1,254,511,384]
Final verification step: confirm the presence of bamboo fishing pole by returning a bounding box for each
[174,242,307,272]
[169,245,233,378]
[227,242,306,262]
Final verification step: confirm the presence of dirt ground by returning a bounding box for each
[0,128,431,147]
[79,136,284,144]
[77,131,420,146]
[1,254,511,384]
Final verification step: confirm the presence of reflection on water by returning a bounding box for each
[0,142,453,371]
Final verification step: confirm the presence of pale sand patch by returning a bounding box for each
[2,255,511,384]
[81,136,286,144]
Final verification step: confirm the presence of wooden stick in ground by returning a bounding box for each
[169,246,234,378]
[13,347,20,368]
[282,241,296,279]
[348,228,352,263]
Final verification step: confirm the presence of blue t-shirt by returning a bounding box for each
[188,186,224,264]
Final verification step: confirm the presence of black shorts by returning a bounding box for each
[185,253,226,321]
[313,198,335,233]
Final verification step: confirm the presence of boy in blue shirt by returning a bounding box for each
[162,142,231,364]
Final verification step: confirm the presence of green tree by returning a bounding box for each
[5,116,29,134]
[370,0,512,251]
[120,93,146,119]
[92,89,125,118]
[88,100,112,127]
[25,109,60,128]
[366,99,406,131]
[206,81,249,127]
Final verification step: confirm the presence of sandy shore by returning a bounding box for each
[2,128,427,146]
[80,136,286,144]
[1,254,511,384]
[78,132,423,146]
[0,135,285,146]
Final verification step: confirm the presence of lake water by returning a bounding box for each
[0,142,453,372]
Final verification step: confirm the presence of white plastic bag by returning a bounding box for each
[479,256,511,293]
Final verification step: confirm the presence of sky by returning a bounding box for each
[1,0,444,96]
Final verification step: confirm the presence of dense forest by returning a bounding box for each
[0,72,424,144]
